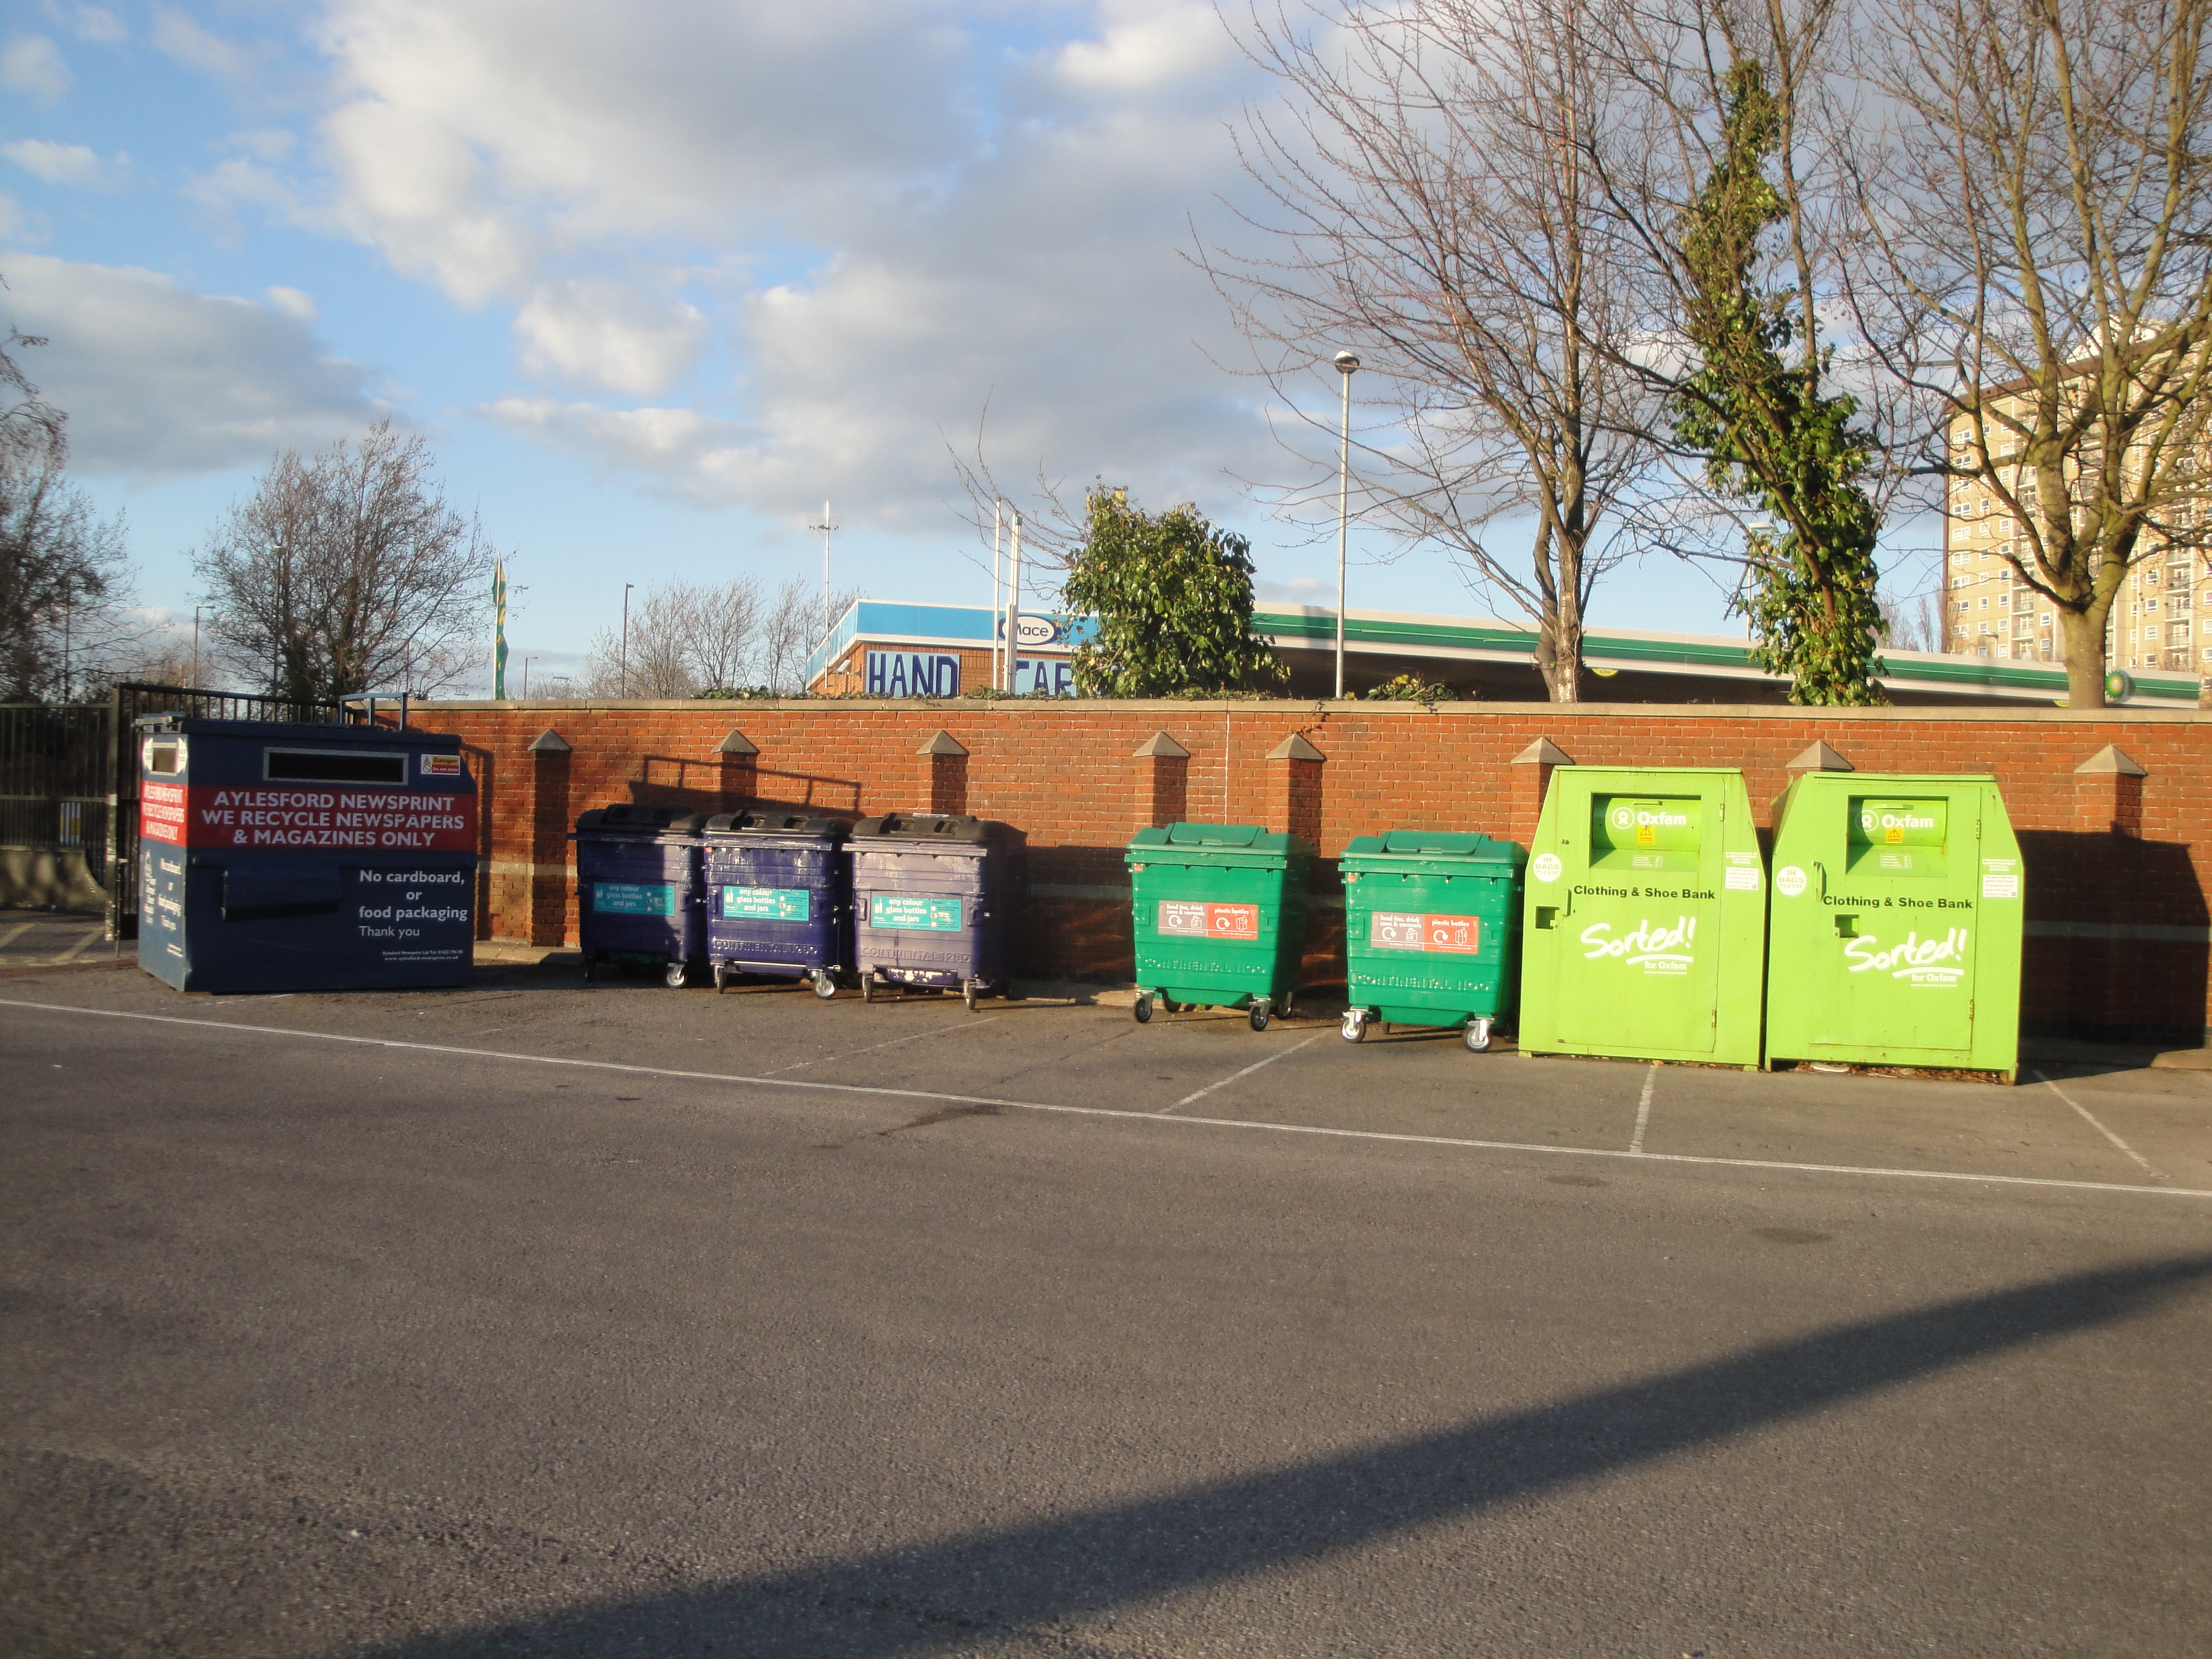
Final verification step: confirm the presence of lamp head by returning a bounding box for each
[1333,351,1360,375]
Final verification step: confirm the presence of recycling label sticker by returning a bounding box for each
[1979,858,2020,900]
[1532,852,1562,883]
[1775,865,1808,898]
[1723,866,1762,891]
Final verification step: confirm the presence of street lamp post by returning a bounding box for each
[523,656,537,698]
[620,583,635,696]
[1333,351,1360,700]
[191,604,202,687]
[809,500,838,689]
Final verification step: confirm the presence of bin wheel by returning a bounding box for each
[582,956,596,982]
[1158,997,1181,1014]
[1249,1000,1271,1034]
[664,960,690,990]
[1341,1010,1366,1043]
[1281,992,1297,1019]
[860,973,874,1003]
[812,970,838,1000]
[1133,994,1154,1025]
[1465,1017,1493,1052]
[712,964,726,994]
[962,980,978,1011]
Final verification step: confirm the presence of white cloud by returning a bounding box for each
[1057,0,1239,96]
[149,6,256,82]
[44,3,124,45]
[2,34,71,101]
[3,138,128,189]
[231,2,1284,530]
[1,254,385,476]
[264,284,316,319]
[0,188,48,243]
[514,276,708,395]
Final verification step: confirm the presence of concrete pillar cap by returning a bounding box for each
[528,728,571,754]
[1133,731,1191,759]
[918,730,968,757]
[1510,737,1573,766]
[2074,743,2147,777]
[717,729,758,757]
[1265,732,1325,761]
[1786,740,1854,772]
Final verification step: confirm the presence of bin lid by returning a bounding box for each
[702,809,849,839]
[850,812,1014,844]
[1126,822,1308,862]
[1342,830,1526,870]
[575,804,709,834]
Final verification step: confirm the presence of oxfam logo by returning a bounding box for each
[1609,806,1635,831]
[1861,809,1934,832]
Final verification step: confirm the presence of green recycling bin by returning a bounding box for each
[1520,768,1767,1067]
[1764,773,2023,1079]
[1125,822,1312,1031]
[1339,831,1525,1051]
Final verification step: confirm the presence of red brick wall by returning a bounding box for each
[425,697,2212,1042]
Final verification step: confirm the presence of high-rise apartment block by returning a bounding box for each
[1942,409,2210,677]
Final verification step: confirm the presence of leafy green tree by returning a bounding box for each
[1670,61,1886,706]
[1062,491,1287,698]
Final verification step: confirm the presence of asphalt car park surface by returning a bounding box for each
[3,954,2210,1657]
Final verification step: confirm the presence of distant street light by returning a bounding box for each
[191,604,202,688]
[620,583,635,696]
[523,655,538,698]
[1333,350,1360,700]
[810,500,838,687]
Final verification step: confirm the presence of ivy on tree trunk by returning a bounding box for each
[1671,61,1887,707]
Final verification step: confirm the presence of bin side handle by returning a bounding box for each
[1812,860,1827,900]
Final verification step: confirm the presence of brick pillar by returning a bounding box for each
[2073,744,2146,837]
[1132,730,1190,830]
[919,730,968,817]
[528,728,572,945]
[1507,737,1573,847]
[1266,732,1325,847]
[716,728,758,807]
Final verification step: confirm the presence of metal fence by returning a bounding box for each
[0,702,112,911]
[105,684,344,937]
[2,684,345,932]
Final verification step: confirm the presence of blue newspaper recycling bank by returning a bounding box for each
[135,716,478,994]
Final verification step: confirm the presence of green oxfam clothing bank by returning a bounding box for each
[1764,774,2022,1081]
[1520,769,1768,1067]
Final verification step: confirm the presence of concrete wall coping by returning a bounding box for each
[416,696,2209,724]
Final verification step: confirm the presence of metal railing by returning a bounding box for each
[103,684,346,938]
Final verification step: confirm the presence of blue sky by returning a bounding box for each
[1,0,1938,691]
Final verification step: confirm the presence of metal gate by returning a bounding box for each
[0,702,112,914]
[106,684,343,938]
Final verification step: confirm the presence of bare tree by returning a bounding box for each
[195,422,498,702]
[577,576,853,697]
[0,304,132,702]
[578,582,709,698]
[1846,0,2212,706]
[758,577,862,693]
[1214,0,1666,701]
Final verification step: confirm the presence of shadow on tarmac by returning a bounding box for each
[336,1254,2212,1658]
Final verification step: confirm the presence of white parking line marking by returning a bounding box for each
[768,1016,1002,1074]
[52,931,101,964]
[0,924,32,951]
[1162,1032,1325,1114]
[1630,1062,1657,1155]
[6,997,2209,1202]
[2032,1067,2166,1180]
